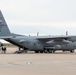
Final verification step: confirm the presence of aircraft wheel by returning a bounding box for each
[48,50,52,53]
[52,50,55,53]
[70,50,74,53]
[44,50,48,53]
[40,51,43,53]
[63,50,65,52]
[35,51,39,53]
[24,50,28,53]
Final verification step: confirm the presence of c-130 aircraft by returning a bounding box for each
[0,11,76,53]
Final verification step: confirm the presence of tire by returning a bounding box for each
[63,50,65,52]
[40,51,43,53]
[52,50,55,53]
[24,50,27,53]
[44,50,47,53]
[70,50,74,53]
[35,51,39,53]
[48,50,52,53]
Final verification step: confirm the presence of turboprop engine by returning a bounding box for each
[46,39,71,45]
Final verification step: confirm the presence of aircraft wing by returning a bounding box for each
[37,36,76,44]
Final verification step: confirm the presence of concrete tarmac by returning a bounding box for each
[0,48,76,75]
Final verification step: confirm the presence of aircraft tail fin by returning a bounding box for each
[0,10,11,36]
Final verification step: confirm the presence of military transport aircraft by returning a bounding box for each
[0,10,76,53]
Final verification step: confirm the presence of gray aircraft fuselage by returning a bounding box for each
[4,35,76,52]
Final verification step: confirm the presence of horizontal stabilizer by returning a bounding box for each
[0,36,13,39]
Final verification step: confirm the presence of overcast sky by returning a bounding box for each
[0,0,76,36]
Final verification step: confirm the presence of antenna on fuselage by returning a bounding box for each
[66,31,68,35]
[37,32,39,36]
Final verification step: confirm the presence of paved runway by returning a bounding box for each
[0,48,76,75]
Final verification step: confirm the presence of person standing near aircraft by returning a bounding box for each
[2,46,6,54]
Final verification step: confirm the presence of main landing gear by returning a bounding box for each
[63,50,74,53]
[70,50,74,53]
[35,50,54,53]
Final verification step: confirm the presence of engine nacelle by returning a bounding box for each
[68,38,76,41]
[54,45,61,49]
[47,39,71,45]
